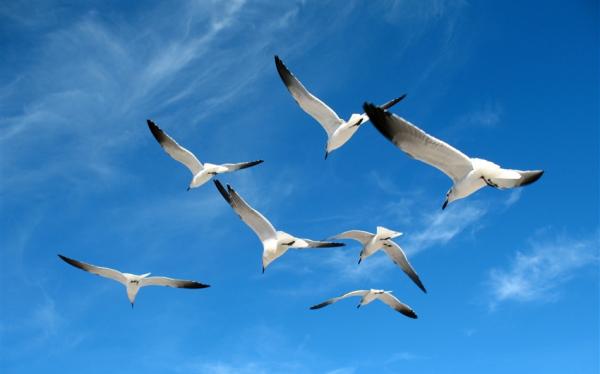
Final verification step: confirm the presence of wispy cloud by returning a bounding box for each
[406,202,487,255]
[487,231,598,307]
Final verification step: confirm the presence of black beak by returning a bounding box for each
[356,304,361,309]
[131,303,134,309]
[442,199,448,210]
[262,266,265,274]
[187,187,191,191]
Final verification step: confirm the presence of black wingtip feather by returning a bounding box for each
[379,93,407,110]
[310,300,332,310]
[146,119,168,145]
[274,55,296,88]
[402,309,418,319]
[519,170,544,187]
[213,180,231,203]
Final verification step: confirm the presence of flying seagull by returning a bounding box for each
[363,103,544,209]
[332,226,426,293]
[274,55,406,159]
[214,180,344,272]
[147,120,263,190]
[58,254,209,307]
[310,289,417,319]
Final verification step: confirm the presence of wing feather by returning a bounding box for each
[147,120,203,175]
[377,292,418,319]
[222,160,264,172]
[309,290,368,310]
[275,56,343,136]
[141,276,209,289]
[58,254,127,285]
[214,180,277,243]
[382,241,427,293]
[331,230,373,245]
[364,103,473,182]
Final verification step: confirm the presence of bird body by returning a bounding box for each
[363,103,543,208]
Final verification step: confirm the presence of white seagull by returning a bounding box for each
[332,226,427,293]
[147,120,263,190]
[58,254,209,307]
[274,55,406,158]
[363,103,544,209]
[310,289,417,319]
[214,180,345,272]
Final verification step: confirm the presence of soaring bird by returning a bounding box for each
[147,120,263,190]
[310,289,417,319]
[363,103,544,209]
[332,226,426,293]
[274,55,405,158]
[58,254,209,307]
[214,180,344,272]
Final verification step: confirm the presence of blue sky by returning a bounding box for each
[1,0,598,373]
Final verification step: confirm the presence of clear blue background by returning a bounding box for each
[1,1,598,373]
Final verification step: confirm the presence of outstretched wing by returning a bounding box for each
[147,120,203,175]
[364,103,473,182]
[297,239,346,249]
[488,170,544,189]
[58,254,127,285]
[309,290,369,310]
[221,160,264,172]
[382,241,427,293]
[331,230,374,245]
[275,55,343,136]
[214,180,277,243]
[377,292,418,319]
[141,276,209,289]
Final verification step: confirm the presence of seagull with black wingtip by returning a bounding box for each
[274,55,406,159]
[332,226,427,293]
[214,180,345,272]
[147,119,263,190]
[58,254,209,308]
[310,289,417,319]
[363,102,544,209]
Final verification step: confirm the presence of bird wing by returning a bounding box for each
[221,160,264,172]
[296,238,346,249]
[214,180,277,243]
[309,290,369,310]
[382,241,427,293]
[377,292,418,319]
[364,103,473,182]
[147,120,203,175]
[331,230,373,245]
[488,170,544,189]
[275,56,343,137]
[141,276,210,289]
[58,254,127,285]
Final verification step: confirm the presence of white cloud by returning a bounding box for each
[487,232,598,306]
[406,202,487,255]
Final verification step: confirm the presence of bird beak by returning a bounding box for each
[442,199,448,210]
[356,304,361,309]
[187,187,191,191]
[262,266,265,274]
[131,303,134,309]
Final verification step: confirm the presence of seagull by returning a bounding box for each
[274,55,406,158]
[214,180,345,272]
[310,289,417,319]
[363,103,544,209]
[58,254,209,307]
[147,120,263,190]
[332,226,427,293]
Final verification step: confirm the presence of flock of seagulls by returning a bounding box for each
[59,55,543,318]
